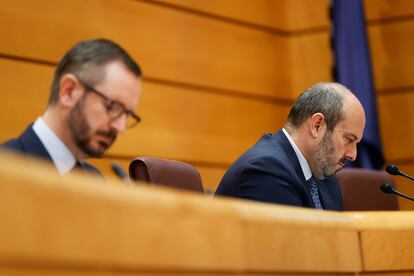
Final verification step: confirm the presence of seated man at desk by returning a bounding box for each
[1,39,142,175]
[215,82,366,211]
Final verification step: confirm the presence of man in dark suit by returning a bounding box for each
[1,39,142,175]
[215,82,366,211]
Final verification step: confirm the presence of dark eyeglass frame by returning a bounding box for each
[78,79,141,128]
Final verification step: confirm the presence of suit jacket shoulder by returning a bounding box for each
[1,124,52,161]
[216,130,343,210]
[1,125,102,177]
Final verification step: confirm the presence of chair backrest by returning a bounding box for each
[336,168,399,211]
[129,157,204,193]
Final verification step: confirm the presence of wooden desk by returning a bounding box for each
[349,212,414,274]
[0,151,412,275]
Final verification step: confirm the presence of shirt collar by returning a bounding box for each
[282,128,312,181]
[32,117,77,174]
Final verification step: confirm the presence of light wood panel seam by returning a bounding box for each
[0,53,56,67]
[137,0,332,37]
[385,158,414,167]
[289,13,414,35]
[377,86,414,96]
[357,231,365,273]
[0,263,358,275]
[144,76,295,105]
[137,1,414,38]
[0,55,294,105]
[288,26,330,36]
[136,0,289,35]
[147,0,414,37]
[0,261,250,274]
[367,13,414,26]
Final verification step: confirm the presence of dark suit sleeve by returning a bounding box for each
[1,139,24,151]
[237,168,305,207]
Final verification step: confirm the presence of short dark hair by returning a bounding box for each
[48,38,142,105]
[286,82,345,131]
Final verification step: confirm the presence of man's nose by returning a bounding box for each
[345,145,357,162]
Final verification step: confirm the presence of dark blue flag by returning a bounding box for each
[331,0,384,169]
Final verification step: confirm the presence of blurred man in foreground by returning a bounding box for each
[1,39,142,175]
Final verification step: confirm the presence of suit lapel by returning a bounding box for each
[19,125,53,161]
[274,130,339,209]
[274,130,307,184]
[15,124,104,178]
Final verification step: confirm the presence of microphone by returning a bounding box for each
[381,183,414,202]
[380,183,397,194]
[385,164,414,181]
[111,162,130,183]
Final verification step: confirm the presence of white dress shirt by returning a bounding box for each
[282,128,312,181]
[32,117,76,174]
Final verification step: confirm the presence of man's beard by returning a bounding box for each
[312,131,347,179]
[68,98,117,158]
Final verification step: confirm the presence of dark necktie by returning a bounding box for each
[73,161,85,171]
[308,177,323,210]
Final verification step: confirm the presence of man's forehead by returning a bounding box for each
[336,120,364,142]
[98,63,141,105]
[344,132,360,141]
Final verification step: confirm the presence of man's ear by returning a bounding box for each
[309,113,326,138]
[58,74,83,108]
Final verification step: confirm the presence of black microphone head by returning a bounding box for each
[381,183,396,194]
[111,162,128,179]
[385,164,400,175]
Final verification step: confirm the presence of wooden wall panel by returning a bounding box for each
[196,166,226,192]
[377,92,414,162]
[392,163,414,211]
[368,20,414,91]
[289,32,333,95]
[114,82,288,163]
[0,59,288,163]
[0,0,291,99]
[377,93,414,210]
[364,0,414,211]
[365,0,414,21]
[281,0,329,31]
[154,0,329,32]
[0,59,52,134]
[0,58,287,189]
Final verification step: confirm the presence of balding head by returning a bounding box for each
[285,82,362,131]
[337,84,365,129]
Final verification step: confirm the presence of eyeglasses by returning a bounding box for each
[78,80,141,128]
